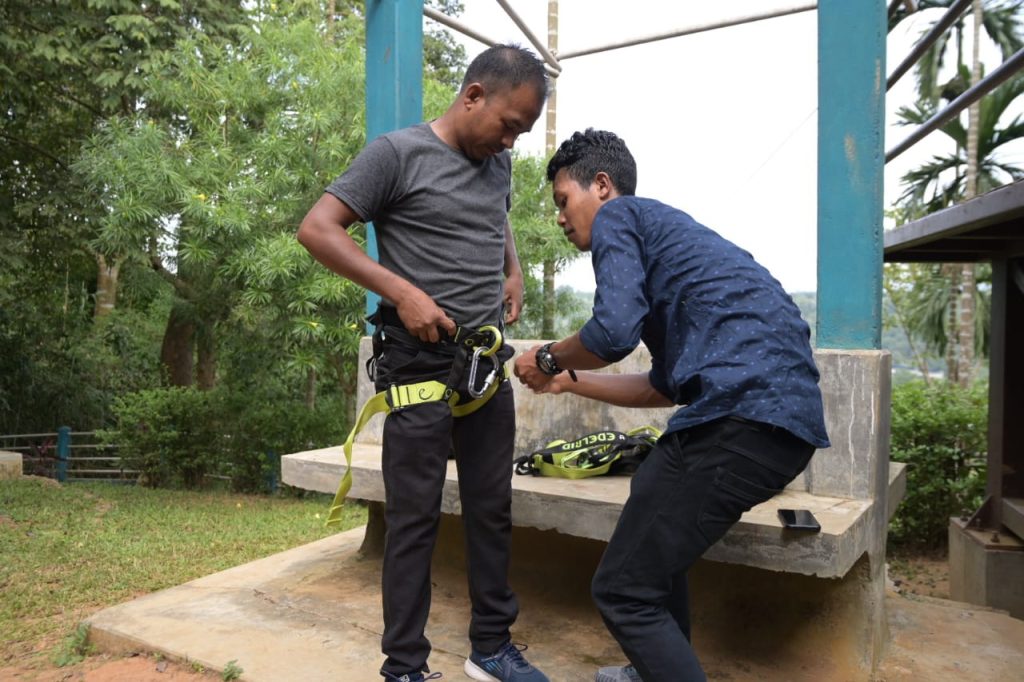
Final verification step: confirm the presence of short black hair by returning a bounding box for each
[546,128,637,196]
[461,43,548,101]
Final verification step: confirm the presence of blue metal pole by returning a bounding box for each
[816,0,886,349]
[264,450,280,494]
[364,0,424,328]
[56,426,70,483]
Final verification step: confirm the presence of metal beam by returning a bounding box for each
[423,5,496,50]
[987,258,1024,530]
[887,46,1024,162]
[423,6,560,78]
[887,0,970,91]
[556,3,817,60]
[816,0,886,349]
[884,252,988,262]
[884,179,1024,255]
[495,0,562,73]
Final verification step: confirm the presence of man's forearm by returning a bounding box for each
[502,219,522,279]
[297,195,414,304]
[549,332,611,371]
[554,371,673,408]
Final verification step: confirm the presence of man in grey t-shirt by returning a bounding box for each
[298,45,549,682]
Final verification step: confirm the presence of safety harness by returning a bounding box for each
[513,425,662,479]
[326,318,506,526]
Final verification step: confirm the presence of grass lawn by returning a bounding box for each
[0,477,367,670]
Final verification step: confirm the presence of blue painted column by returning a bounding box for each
[816,0,885,349]
[56,426,70,482]
[364,0,424,324]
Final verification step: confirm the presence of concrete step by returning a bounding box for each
[85,519,1024,682]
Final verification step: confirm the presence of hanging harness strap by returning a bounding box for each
[513,425,663,479]
[326,321,505,527]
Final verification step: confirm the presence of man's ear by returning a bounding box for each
[462,83,485,109]
[594,171,618,201]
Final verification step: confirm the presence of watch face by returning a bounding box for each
[536,345,559,375]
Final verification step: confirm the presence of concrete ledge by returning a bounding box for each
[84,514,1024,682]
[282,444,907,579]
[0,450,23,480]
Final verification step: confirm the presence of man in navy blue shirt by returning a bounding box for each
[513,129,830,682]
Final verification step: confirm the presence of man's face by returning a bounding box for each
[460,83,544,161]
[552,168,604,252]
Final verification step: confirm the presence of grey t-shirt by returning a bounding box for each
[326,123,512,328]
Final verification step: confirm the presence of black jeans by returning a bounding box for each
[591,417,815,682]
[375,333,518,677]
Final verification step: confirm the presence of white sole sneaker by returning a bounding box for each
[463,658,500,682]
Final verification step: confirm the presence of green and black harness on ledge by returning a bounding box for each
[325,312,507,526]
[514,425,662,479]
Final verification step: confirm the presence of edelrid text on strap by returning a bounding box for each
[513,426,662,479]
[325,321,505,526]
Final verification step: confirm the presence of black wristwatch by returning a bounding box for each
[535,342,578,381]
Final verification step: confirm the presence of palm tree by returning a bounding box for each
[890,0,1023,108]
[890,0,1024,384]
[895,71,1024,211]
[884,261,991,374]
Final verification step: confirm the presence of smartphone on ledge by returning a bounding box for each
[778,508,821,532]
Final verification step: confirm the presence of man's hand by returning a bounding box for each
[514,345,555,392]
[536,372,576,395]
[503,270,524,324]
[396,288,456,343]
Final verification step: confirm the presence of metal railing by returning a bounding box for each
[885,2,1024,163]
[1,427,137,483]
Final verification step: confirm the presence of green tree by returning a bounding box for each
[0,0,248,319]
[508,153,584,339]
[74,17,371,390]
[894,72,1024,212]
[73,8,464,393]
[0,0,247,432]
[422,0,468,90]
[890,1,1024,384]
[883,261,991,380]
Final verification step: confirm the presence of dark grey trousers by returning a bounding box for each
[375,338,518,677]
[591,417,814,681]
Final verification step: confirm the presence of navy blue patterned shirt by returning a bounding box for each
[579,196,830,449]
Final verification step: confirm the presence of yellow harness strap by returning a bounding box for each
[325,368,505,526]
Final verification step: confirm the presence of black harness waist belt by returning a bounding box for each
[325,310,507,526]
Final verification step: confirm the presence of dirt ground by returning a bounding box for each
[886,549,950,599]
[0,552,962,682]
[0,653,222,681]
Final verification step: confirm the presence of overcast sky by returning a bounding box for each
[433,1,1021,293]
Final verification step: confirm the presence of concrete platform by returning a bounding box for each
[0,450,22,479]
[283,443,907,579]
[86,522,619,682]
[85,518,1024,682]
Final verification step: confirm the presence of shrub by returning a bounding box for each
[101,385,349,492]
[888,379,988,549]
[218,390,348,493]
[101,387,224,488]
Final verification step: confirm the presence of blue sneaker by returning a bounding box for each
[464,642,549,682]
[381,671,442,681]
[595,664,641,682]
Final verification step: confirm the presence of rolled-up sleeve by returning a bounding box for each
[578,200,649,362]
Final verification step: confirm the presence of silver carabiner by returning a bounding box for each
[468,346,499,399]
